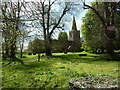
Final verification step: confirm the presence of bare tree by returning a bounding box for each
[26,0,71,56]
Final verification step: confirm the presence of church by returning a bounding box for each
[52,16,81,52]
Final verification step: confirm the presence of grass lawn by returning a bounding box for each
[2,53,39,66]
[2,52,119,88]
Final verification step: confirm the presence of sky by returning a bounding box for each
[68,9,88,37]
[2,0,94,2]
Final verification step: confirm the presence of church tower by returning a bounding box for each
[69,16,80,41]
[69,16,81,51]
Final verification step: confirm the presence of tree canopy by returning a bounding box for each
[28,39,45,54]
[81,2,120,55]
[58,32,68,41]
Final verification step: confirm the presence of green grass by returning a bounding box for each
[2,53,39,66]
[2,52,119,88]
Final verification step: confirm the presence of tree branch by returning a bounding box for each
[50,4,70,35]
[83,1,106,26]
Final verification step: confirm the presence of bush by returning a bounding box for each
[64,51,68,54]
[80,49,84,52]
[33,53,36,55]
[59,51,63,53]
[28,53,32,55]
[42,55,45,57]
[22,56,27,58]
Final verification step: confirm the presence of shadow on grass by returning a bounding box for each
[52,54,119,65]
[2,58,24,66]
[12,61,51,72]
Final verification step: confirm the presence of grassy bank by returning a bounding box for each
[2,52,119,88]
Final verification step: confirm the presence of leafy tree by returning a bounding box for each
[82,1,120,59]
[81,3,106,53]
[58,32,68,41]
[57,32,68,52]
[27,39,45,54]
[18,29,31,58]
[0,1,36,59]
[1,2,21,58]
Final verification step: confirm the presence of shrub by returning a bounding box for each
[33,53,36,55]
[64,51,68,54]
[28,53,32,55]
[59,51,63,53]
[22,56,27,58]
[42,55,44,57]
[80,49,84,52]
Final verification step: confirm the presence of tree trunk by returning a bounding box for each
[45,42,52,56]
[38,53,40,61]
[105,29,116,59]
[20,40,24,58]
[45,37,52,56]
[45,48,52,56]
[9,43,16,58]
[101,48,104,54]
[3,39,10,58]
[20,48,23,58]
[5,45,9,58]
[106,40,114,57]
[2,43,5,58]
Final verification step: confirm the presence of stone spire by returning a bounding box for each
[72,16,77,31]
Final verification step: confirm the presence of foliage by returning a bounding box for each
[52,32,68,52]
[58,32,68,41]
[81,8,105,52]
[1,2,21,58]
[28,53,32,55]
[27,39,45,53]
[81,2,120,53]
[1,1,31,59]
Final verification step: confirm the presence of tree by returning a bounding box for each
[58,32,68,41]
[57,32,68,52]
[26,1,71,56]
[1,2,21,58]
[82,1,120,59]
[27,38,45,61]
[115,4,120,50]
[1,1,35,59]
[81,2,106,53]
[27,39,45,54]
[18,29,31,58]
